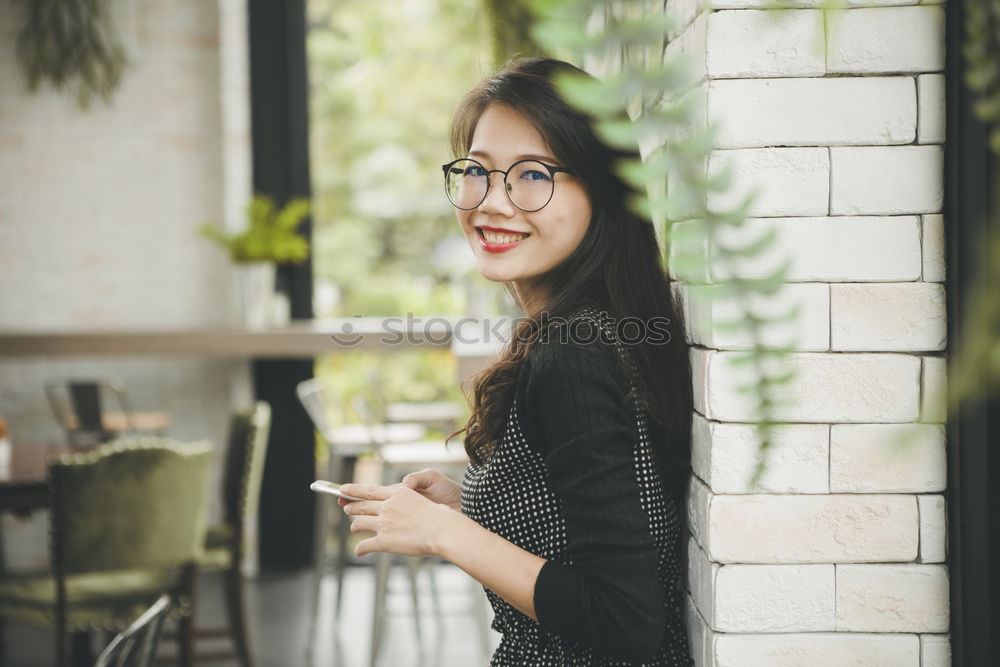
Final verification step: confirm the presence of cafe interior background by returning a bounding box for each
[0,0,527,664]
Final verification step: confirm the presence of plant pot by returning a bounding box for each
[234,262,277,329]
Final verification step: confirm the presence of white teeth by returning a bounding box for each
[482,230,528,244]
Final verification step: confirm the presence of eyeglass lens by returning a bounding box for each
[445,159,556,212]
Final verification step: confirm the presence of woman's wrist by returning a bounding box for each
[432,506,478,560]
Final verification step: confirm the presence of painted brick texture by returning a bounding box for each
[663,0,951,664]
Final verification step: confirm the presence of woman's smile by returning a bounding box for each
[476,225,532,252]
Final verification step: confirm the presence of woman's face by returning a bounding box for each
[456,103,591,305]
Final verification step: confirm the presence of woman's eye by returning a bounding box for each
[464,166,487,177]
[520,169,551,182]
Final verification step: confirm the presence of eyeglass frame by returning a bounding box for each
[441,157,576,212]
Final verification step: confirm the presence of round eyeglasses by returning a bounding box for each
[441,158,575,212]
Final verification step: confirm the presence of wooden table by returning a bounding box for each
[0,442,75,515]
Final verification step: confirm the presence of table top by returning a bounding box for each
[0,442,77,514]
[0,319,458,357]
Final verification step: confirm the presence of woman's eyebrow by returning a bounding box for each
[468,149,560,164]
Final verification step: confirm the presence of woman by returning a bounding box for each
[340,57,694,666]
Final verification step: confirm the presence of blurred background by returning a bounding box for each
[0,0,543,665]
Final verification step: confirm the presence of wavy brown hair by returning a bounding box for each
[445,58,693,490]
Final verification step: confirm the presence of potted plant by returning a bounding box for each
[200,194,311,328]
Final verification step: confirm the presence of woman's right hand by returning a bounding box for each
[401,468,463,512]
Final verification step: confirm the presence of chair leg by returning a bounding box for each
[370,551,391,667]
[406,557,423,649]
[224,565,254,667]
[179,565,197,667]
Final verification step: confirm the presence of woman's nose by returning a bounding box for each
[478,173,516,216]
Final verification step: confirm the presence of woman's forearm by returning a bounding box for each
[434,509,547,621]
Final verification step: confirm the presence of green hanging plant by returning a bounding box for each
[200,195,312,264]
[528,0,798,488]
[15,0,128,107]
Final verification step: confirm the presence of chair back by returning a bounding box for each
[49,437,214,575]
[45,377,134,447]
[296,378,343,442]
[221,401,271,530]
[92,594,171,667]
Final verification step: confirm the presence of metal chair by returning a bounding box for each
[0,437,213,667]
[44,377,171,447]
[297,378,426,615]
[92,594,171,667]
[368,441,472,667]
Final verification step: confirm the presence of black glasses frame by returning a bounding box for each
[441,158,576,212]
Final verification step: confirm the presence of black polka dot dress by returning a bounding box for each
[461,306,694,666]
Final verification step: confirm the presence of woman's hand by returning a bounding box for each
[400,468,463,512]
[339,483,456,558]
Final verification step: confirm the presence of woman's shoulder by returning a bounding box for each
[526,304,634,392]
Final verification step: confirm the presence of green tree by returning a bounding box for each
[307,0,493,317]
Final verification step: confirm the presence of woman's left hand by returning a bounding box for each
[340,483,454,558]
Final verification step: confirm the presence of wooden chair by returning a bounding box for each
[92,594,171,667]
[0,437,213,667]
[192,401,271,667]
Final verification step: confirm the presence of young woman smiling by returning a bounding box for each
[339,58,695,666]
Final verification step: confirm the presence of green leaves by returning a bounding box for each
[529,0,802,482]
[15,0,127,108]
[200,195,312,265]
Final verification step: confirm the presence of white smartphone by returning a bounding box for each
[310,480,364,502]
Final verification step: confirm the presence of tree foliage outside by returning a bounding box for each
[306,0,496,418]
[307,0,496,320]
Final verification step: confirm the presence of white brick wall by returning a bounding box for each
[662,0,950,663]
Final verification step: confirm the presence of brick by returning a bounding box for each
[715,564,835,632]
[836,564,949,632]
[918,74,946,143]
[921,356,947,423]
[920,634,951,667]
[692,413,829,493]
[687,475,713,551]
[707,10,825,78]
[666,0,711,42]
[685,282,829,351]
[710,77,915,148]
[831,145,944,215]
[709,494,918,563]
[698,350,921,423]
[681,10,709,87]
[830,283,946,351]
[922,214,945,281]
[708,148,829,217]
[918,494,947,563]
[684,594,714,667]
[688,537,719,624]
[708,0,833,7]
[712,217,922,282]
[827,7,945,73]
[715,633,919,667]
[830,424,946,492]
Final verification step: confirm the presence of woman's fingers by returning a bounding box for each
[401,468,437,490]
[349,515,378,534]
[342,499,381,516]
[355,536,381,558]
[339,483,392,500]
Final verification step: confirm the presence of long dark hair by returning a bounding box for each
[447,57,692,489]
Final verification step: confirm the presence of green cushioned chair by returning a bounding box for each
[0,437,214,667]
[192,401,270,667]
